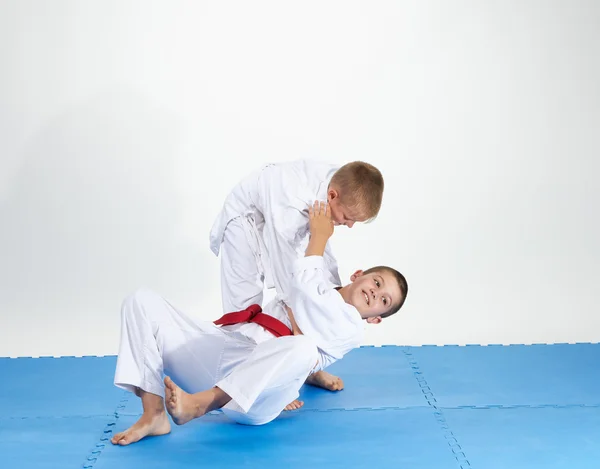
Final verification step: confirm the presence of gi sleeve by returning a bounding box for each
[257,166,342,303]
[288,255,364,367]
[261,203,307,304]
[256,165,313,303]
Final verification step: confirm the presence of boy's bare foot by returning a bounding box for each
[164,376,232,425]
[164,376,203,425]
[111,411,170,446]
[284,399,304,411]
[306,370,344,391]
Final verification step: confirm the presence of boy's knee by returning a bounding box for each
[121,287,157,315]
[286,336,319,371]
[289,335,317,351]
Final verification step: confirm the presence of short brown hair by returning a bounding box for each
[329,161,384,220]
[362,266,408,318]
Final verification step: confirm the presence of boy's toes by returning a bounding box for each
[284,399,304,411]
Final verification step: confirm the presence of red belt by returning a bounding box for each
[213,304,293,338]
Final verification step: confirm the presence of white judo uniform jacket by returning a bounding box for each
[114,255,364,425]
[209,160,343,306]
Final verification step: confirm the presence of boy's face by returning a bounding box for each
[343,270,402,323]
[327,189,365,228]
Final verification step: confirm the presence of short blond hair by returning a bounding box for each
[330,161,384,220]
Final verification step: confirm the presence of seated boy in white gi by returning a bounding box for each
[111,201,408,446]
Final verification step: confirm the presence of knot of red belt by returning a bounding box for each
[213,304,292,338]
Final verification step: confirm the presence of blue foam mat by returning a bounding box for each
[443,406,600,469]
[3,343,600,469]
[406,343,600,408]
[98,408,454,469]
[298,346,425,410]
[0,356,124,418]
[0,416,114,469]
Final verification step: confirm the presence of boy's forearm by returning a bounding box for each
[305,234,329,257]
[284,304,303,335]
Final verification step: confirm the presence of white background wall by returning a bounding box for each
[1,0,599,357]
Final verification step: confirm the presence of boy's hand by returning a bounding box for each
[305,201,333,257]
[308,201,334,241]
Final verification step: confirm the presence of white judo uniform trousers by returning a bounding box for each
[114,288,318,425]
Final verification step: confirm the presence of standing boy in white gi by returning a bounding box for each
[111,201,408,446]
[210,160,385,314]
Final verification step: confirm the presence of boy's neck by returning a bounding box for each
[336,285,350,304]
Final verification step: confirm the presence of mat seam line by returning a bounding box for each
[403,347,472,469]
[4,401,597,421]
[81,390,130,469]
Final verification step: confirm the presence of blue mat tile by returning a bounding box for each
[96,408,454,469]
[406,343,600,407]
[0,415,113,469]
[0,356,124,417]
[444,406,600,469]
[298,346,425,410]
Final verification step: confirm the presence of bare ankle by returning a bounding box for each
[144,406,166,417]
[138,390,166,416]
[208,387,232,412]
[187,387,231,417]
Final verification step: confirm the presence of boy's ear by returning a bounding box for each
[350,270,364,282]
[327,188,339,202]
[367,316,382,325]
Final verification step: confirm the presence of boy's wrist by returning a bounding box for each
[310,231,329,241]
[305,233,329,257]
[309,233,330,247]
